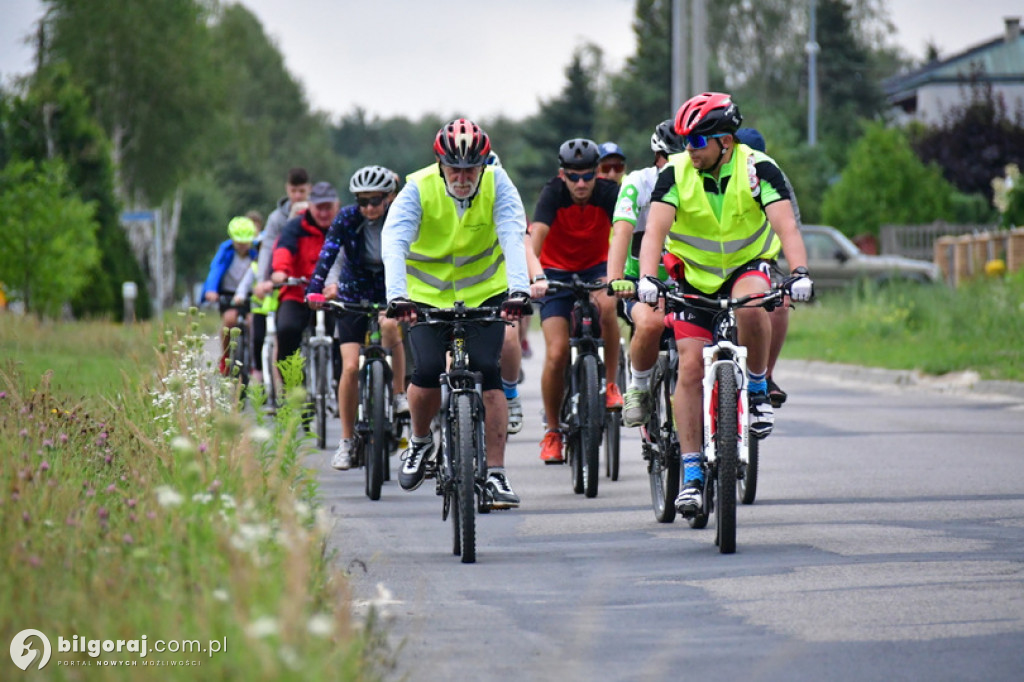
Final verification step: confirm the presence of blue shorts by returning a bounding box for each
[538,262,608,322]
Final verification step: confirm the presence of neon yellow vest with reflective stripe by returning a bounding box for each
[666,144,780,294]
[406,165,506,307]
[249,261,279,314]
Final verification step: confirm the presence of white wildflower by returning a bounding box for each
[192,492,213,504]
[154,486,184,508]
[245,616,278,639]
[307,614,333,637]
[212,589,229,602]
[248,426,272,443]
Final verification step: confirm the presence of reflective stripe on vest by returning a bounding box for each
[665,144,780,293]
[406,165,507,307]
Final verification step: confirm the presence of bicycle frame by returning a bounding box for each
[701,325,750,471]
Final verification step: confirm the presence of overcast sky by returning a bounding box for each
[1,1,1022,121]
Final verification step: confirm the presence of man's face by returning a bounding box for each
[560,167,598,204]
[310,201,339,227]
[355,192,389,220]
[233,241,252,255]
[597,156,626,184]
[440,164,483,200]
[686,134,731,171]
[286,182,311,204]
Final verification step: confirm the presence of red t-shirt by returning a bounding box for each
[532,177,618,271]
[271,211,330,303]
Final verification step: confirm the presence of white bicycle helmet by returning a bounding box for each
[349,165,398,194]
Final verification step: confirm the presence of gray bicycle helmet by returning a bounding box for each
[349,165,398,194]
[650,119,686,155]
[558,138,600,169]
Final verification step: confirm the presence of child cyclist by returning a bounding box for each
[203,216,258,375]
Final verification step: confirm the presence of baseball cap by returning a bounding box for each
[735,128,767,153]
[598,142,626,161]
[308,181,339,205]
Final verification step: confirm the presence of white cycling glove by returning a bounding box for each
[637,277,660,304]
[788,271,814,302]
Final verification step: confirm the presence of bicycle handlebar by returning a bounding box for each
[274,277,308,289]
[543,277,611,298]
[654,278,786,312]
[414,303,506,325]
[324,299,386,316]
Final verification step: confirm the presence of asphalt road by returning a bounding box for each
[307,346,1024,682]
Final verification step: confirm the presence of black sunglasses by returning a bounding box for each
[356,195,386,207]
[565,170,596,183]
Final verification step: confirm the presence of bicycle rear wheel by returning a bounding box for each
[648,360,679,523]
[579,354,602,498]
[313,346,329,449]
[739,428,759,505]
[452,393,477,564]
[714,365,738,554]
[364,361,386,501]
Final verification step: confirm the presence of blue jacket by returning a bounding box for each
[307,204,388,304]
[202,239,257,297]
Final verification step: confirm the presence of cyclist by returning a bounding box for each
[596,141,628,184]
[734,127,802,409]
[234,211,267,384]
[306,165,409,470]
[383,118,531,509]
[253,168,311,303]
[531,137,623,464]
[637,92,813,517]
[606,120,686,428]
[271,181,339,391]
[202,216,258,375]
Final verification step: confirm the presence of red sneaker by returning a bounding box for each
[605,382,624,410]
[539,430,564,464]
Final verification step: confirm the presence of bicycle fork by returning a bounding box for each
[701,341,751,468]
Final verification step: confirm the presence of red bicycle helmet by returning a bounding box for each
[674,92,743,137]
[434,118,491,168]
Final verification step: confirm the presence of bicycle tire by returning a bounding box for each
[453,393,477,563]
[365,361,386,501]
[714,364,738,554]
[263,333,278,409]
[561,383,584,495]
[649,359,679,523]
[605,349,625,481]
[314,346,329,449]
[580,354,602,498]
[740,427,759,505]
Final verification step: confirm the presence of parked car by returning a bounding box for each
[777,224,941,291]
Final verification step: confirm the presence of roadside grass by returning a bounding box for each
[782,270,1024,382]
[0,310,386,680]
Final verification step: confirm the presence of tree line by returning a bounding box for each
[2,0,1023,318]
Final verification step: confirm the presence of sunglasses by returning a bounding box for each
[564,170,596,183]
[600,162,625,173]
[356,195,386,207]
[685,133,729,150]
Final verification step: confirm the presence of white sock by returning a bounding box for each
[630,366,653,391]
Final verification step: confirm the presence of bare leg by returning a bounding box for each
[540,317,570,431]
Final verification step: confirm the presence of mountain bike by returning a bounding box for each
[660,282,785,554]
[326,299,407,501]
[639,326,681,523]
[544,277,614,499]
[217,295,251,387]
[302,305,334,450]
[408,301,510,564]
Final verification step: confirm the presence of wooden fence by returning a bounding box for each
[933,228,1024,286]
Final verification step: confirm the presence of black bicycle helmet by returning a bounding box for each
[650,119,686,155]
[674,92,743,137]
[557,138,600,169]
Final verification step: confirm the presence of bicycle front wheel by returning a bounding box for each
[364,361,387,501]
[714,364,739,554]
[452,393,477,564]
[579,354,602,498]
[649,360,679,523]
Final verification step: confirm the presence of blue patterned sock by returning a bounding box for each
[748,369,767,395]
[682,452,703,484]
[502,378,518,400]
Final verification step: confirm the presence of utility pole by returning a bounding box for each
[806,0,820,147]
[691,0,707,95]
[671,0,689,111]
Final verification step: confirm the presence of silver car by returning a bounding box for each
[777,224,941,291]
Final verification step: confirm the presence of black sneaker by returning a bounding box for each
[675,479,704,517]
[768,376,787,408]
[484,471,520,509]
[749,391,775,438]
[399,438,435,491]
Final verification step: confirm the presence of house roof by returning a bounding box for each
[884,24,1024,106]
